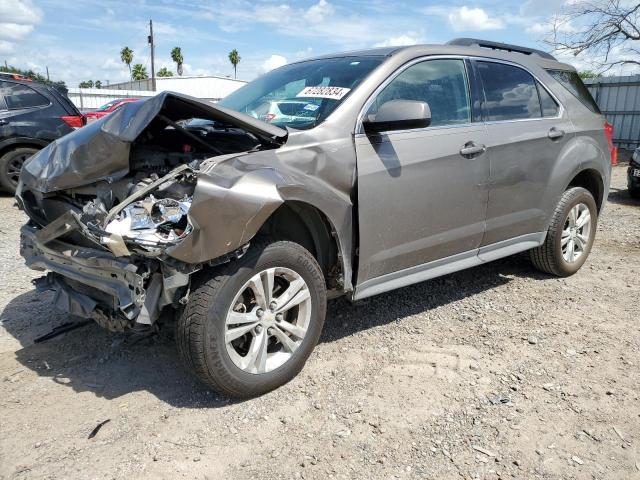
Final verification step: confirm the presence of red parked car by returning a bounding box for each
[84,98,139,122]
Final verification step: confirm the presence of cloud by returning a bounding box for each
[0,23,35,40]
[101,58,123,71]
[261,54,287,73]
[448,6,505,32]
[0,40,13,55]
[525,15,578,35]
[305,0,334,23]
[0,0,42,51]
[374,34,424,48]
[0,0,42,24]
[254,4,291,24]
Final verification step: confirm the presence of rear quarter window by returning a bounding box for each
[2,82,50,110]
[547,70,600,114]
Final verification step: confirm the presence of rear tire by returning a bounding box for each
[0,147,38,194]
[530,187,597,277]
[630,187,640,199]
[176,240,326,398]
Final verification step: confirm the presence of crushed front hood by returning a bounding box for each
[19,91,288,194]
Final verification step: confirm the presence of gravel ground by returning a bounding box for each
[0,165,638,480]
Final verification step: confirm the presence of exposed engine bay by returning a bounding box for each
[17,92,288,331]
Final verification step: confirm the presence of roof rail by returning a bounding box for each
[447,38,556,61]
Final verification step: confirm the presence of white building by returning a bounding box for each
[153,75,247,100]
[68,75,247,111]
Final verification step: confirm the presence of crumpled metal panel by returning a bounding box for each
[166,137,356,290]
[18,90,356,292]
[19,91,287,194]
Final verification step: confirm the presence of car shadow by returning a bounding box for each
[607,186,639,207]
[321,253,539,343]
[1,254,543,407]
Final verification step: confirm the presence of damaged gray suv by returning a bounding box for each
[17,39,611,397]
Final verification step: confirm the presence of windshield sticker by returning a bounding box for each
[304,103,320,111]
[296,86,351,100]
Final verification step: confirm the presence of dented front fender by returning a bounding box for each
[166,142,355,292]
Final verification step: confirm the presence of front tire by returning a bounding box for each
[530,187,597,277]
[177,240,327,398]
[0,147,38,194]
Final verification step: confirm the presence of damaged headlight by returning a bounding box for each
[105,194,193,249]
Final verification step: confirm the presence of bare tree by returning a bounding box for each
[545,0,640,72]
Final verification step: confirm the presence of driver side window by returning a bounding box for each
[368,59,471,128]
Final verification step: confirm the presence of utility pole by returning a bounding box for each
[46,66,50,81]
[148,19,156,91]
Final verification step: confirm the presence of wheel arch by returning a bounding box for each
[566,168,605,212]
[0,137,48,158]
[259,200,344,292]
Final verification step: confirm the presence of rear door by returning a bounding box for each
[474,60,574,247]
[355,57,490,287]
[0,80,69,141]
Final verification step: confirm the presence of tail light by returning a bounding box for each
[604,120,617,165]
[61,115,84,129]
[264,113,276,123]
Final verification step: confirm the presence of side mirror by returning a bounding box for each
[363,100,431,134]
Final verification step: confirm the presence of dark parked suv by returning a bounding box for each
[0,74,84,193]
[629,147,640,198]
[17,39,611,397]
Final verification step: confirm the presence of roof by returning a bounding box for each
[288,39,575,71]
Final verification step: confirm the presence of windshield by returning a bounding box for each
[218,56,384,130]
[96,101,118,112]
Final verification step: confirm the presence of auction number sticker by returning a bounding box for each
[296,86,351,100]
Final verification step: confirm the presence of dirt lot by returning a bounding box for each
[0,165,638,480]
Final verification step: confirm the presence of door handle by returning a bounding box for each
[548,127,565,140]
[459,142,487,158]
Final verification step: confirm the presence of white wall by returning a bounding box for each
[67,88,155,111]
[69,76,247,112]
[155,76,246,101]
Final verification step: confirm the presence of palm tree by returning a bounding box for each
[157,67,173,77]
[228,49,240,79]
[120,46,134,79]
[171,47,184,76]
[131,63,149,81]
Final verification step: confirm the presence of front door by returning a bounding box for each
[355,58,490,287]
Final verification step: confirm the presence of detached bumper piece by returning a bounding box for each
[22,223,146,331]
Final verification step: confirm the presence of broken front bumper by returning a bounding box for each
[21,222,147,323]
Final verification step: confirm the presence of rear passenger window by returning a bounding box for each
[368,59,471,127]
[537,82,559,117]
[477,62,541,121]
[2,82,49,109]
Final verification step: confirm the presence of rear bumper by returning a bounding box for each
[20,223,146,321]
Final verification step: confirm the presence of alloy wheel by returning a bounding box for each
[225,267,312,374]
[561,203,591,263]
[6,152,30,187]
